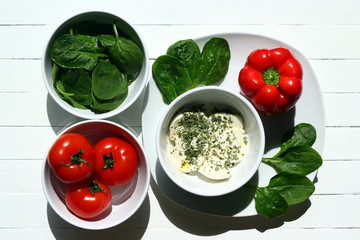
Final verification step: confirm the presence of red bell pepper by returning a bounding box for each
[238,47,303,116]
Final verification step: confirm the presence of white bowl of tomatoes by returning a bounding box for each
[42,120,150,230]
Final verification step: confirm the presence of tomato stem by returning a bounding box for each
[89,180,108,195]
[263,67,280,86]
[59,149,92,167]
[102,152,115,169]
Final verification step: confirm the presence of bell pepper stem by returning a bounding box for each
[263,67,280,86]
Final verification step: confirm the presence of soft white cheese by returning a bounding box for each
[166,111,248,181]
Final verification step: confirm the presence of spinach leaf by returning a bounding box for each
[75,34,102,51]
[255,123,322,218]
[274,123,317,157]
[193,37,230,86]
[92,60,128,101]
[97,24,144,79]
[267,173,315,205]
[53,65,92,108]
[98,34,116,49]
[166,39,200,78]
[50,34,106,71]
[152,55,191,104]
[255,187,288,218]
[55,81,88,110]
[262,145,323,176]
[51,63,60,84]
[255,173,315,217]
[59,68,92,105]
[152,37,230,104]
[91,88,128,112]
[108,37,143,78]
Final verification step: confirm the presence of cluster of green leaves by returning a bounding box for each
[152,38,231,104]
[50,22,144,113]
[255,123,323,218]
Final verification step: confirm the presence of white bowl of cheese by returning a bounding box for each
[156,86,265,197]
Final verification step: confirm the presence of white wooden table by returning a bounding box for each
[1,0,359,239]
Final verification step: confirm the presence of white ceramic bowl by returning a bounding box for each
[156,86,265,197]
[42,120,150,230]
[42,11,149,119]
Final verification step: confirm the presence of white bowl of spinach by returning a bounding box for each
[42,11,149,119]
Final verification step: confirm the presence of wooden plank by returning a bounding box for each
[0,0,359,25]
[0,160,44,193]
[0,25,46,59]
[0,60,45,93]
[315,160,360,195]
[1,25,360,59]
[322,127,360,160]
[323,94,360,127]
[310,60,360,93]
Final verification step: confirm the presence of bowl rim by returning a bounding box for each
[155,86,265,197]
[41,10,150,120]
[41,119,150,229]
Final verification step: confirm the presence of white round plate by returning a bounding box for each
[142,32,325,217]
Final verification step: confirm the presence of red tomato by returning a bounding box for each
[65,179,112,219]
[48,133,94,184]
[94,137,138,186]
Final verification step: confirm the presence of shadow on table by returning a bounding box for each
[149,106,308,235]
[151,177,312,235]
[46,90,145,136]
[47,194,150,240]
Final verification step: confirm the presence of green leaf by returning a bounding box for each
[91,61,128,101]
[53,66,93,108]
[166,39,200,76]
[91,88,128,112]
[193,37,231,86]
[274,123,317,157]
[98,34,116,49]
[50,34,106,71]
[152,37,231,104]
[267,173,315,205]
[108,36,144,79]
[152,55,191,104]
[262,145,323,176]
[54,81,88,110]
[75,34,101,51]
[255,187,288,218]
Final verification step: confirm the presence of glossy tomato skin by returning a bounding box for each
[48,133,94,184]
[65,179,112,219]
[94,137,138,186]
